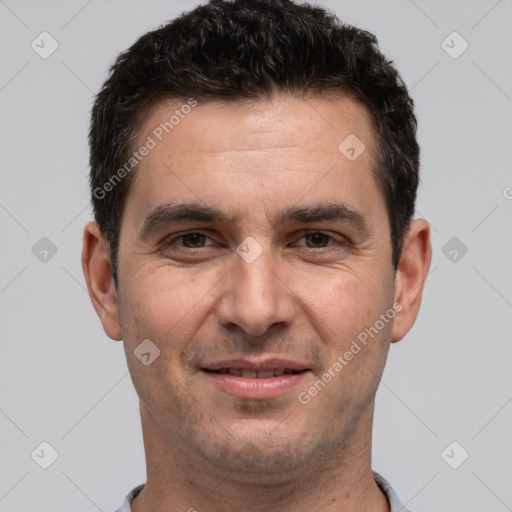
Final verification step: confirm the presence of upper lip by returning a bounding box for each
[203,358,309,372]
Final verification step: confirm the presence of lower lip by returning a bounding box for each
[203,371,309,399]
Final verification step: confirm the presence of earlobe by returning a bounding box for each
[390,219,432,343]
[81,222,122,341]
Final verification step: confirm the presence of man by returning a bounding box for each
[82,0,431,510]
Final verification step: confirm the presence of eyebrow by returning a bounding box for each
[139,201,370,240]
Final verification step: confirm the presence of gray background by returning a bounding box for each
[1,0,511,510]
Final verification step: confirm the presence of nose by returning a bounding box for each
[216,244,296,337]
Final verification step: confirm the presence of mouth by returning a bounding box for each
[201,359,310,399]
[203,368,305,378]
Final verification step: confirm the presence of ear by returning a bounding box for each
[81,222,122,341]
[391,218,432,343]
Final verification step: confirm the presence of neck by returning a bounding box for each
[132,402,390,512]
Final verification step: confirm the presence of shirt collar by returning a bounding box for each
[116,472,411,512]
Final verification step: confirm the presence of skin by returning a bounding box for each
[82,93,431,512]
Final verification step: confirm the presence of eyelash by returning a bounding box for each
[164,231,345,252]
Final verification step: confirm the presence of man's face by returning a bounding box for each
[115,94,397,476]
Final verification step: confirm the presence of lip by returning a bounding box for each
[201,358,310,400]
[203,358,308,372]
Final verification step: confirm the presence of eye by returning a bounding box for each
[294,231,337,249]
[180,232,208,248]
[165,232,215,249]
[303,232,331,248]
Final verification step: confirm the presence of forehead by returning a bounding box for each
[138,93,376,159]
[124,93,383,227]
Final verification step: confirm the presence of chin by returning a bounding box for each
[192,421,318,481]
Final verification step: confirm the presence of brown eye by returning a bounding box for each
[304,232,331,248]
[181,233,207,248]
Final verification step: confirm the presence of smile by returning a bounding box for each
[204,368,304,378]
[201,359,310,399]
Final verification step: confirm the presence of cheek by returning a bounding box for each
[308,275,393,417]
[118,272,208,416]
[120,266,212,340]
[304,270,389,348]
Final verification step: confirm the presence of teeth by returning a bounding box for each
[219,368,295,378]
[257,370,275,379]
